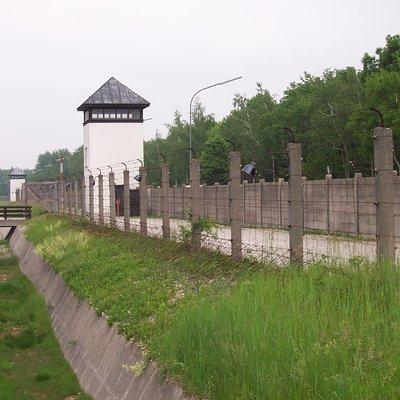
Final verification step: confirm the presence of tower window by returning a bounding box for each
[92,109,104,119]
[104,109,116,118]
[116,109,128,119]
[128,109,141,120]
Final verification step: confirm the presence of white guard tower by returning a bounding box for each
[77,77,150,215]
[9,167,26,202]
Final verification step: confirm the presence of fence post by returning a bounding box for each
[229,151,242,259]
[65,183,69,214]
[325,173,332,233]
[22,183,27,206]
[302,177,307,229]
[98,174,104,225]
[353,172,362,235]
[190,157,201,251]
[68,182,73,214]
[242,180,247,226]
[374,127,395,263]
[214,182,219,222]
[288,143,303,266]
[109,172,116,227]
[89,175,94,222]
[57,181,62,213]
[53,182,58,213]
[62,181,67,215]
[259,179,264,227]
[278,178,284,228]
[139,166,147,235]
[74,181,79,215]
[161,163,170,238]
[81,177,86,217]
[123,169,130,232]
[202,183,206,219]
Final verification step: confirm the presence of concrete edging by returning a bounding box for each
[9,228,189,400]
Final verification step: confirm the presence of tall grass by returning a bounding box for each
[159,263,400,399]
[26,215,400,399]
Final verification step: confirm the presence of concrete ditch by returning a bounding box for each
[9,227,190,400]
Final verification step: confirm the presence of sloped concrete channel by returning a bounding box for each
[9,228,189,400]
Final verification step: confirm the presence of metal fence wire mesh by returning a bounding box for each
[24,128,400,267]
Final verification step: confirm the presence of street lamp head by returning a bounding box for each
[134,174,142,182]
[218,76,243,86]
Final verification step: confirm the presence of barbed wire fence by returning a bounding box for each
[23,123,398,267]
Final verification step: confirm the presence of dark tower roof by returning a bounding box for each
[77,77,150,111]
[9,167,25,177]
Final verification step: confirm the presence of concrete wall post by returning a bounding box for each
[53,182,59,213]
[190,157,201,251]
[242,180,248,226]
[22,183,27,206]
[68,182,73,214]
[74,181,79,215]
[172,185,176,218]
[62,181,66,213]
[98,174,104,225]
[161,163,170,239]
[325,173,332,233]
[109,172,116,227]
[201,183,206,219]
[229,151,242,259]
[123,169,130,232]
[353,172,362,235]
[214,182,219,222]
[374,127,395,263]
[259,179,264,226]
[278,178,284,228]
[89,175,94,222]
[62,181,67,215]
[81,177,86,217]
[139,166,147,235]
[288,143,303,266]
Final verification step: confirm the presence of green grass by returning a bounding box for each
[0,242,90,400]
[25,215,400,399]
[31,203,46,217]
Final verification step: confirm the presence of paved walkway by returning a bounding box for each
[116,217,382,265]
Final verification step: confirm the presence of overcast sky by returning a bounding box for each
[1,0,399,169]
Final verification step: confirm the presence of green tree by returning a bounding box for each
[144,103,216,186]
[28,146,83,182]
[200,133,229,184]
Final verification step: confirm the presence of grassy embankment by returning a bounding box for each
[25,215,400,400]
[0,240,90,400]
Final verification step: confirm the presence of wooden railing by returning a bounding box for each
[0,206,32,220]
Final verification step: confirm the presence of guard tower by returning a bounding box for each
[9,167,26,202]
[77,77,150,214]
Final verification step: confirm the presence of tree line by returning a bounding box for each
[6,33,399,195]
[145,34,400,185]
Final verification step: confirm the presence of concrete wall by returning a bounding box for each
[10,229,190,400]
[146,176,387,237]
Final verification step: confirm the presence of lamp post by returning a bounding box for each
[189,76,242,157]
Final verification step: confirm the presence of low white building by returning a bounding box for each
[77,77,150,215]
[9,167,26,202]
